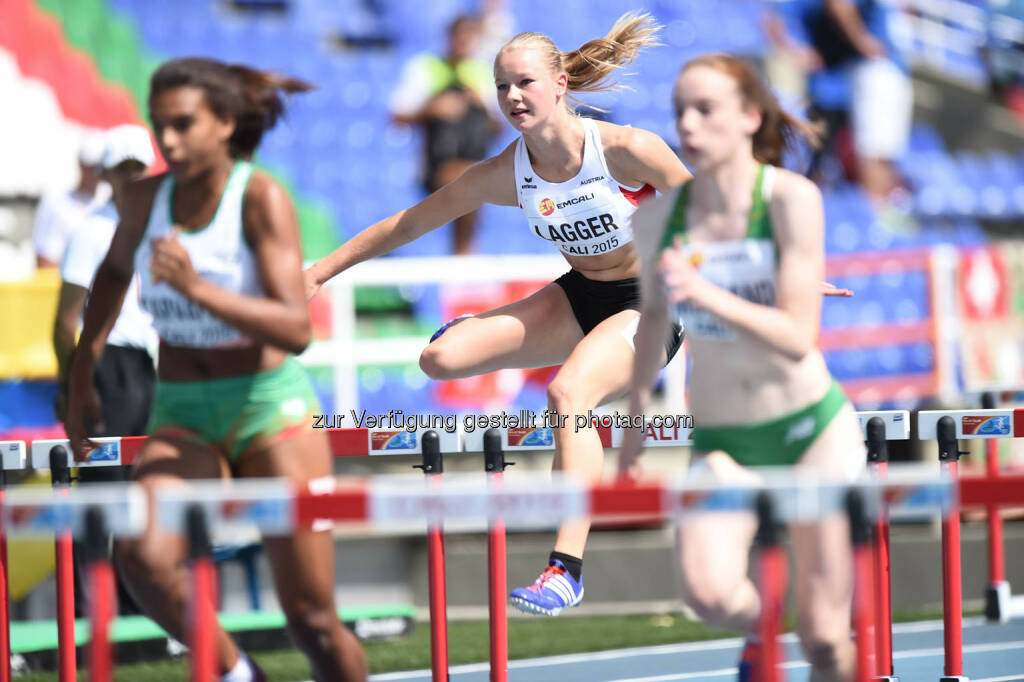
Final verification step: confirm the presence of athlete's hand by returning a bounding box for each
[63,359,103,462]
[151,228,199,295]
[303,267,323,302]
[821,281,854,297]
[617,420,647,478]
[659,247,706,304]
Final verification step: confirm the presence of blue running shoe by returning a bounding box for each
[429,314,474,343]
[736,639,759,682]
[508,559,584,616]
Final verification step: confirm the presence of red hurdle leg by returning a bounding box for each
[50,447,75,682]
[84,507,115,682]
[755,493,785,682]
[416,431,448,682]
[88,557,115,682]
[483,429,509,682]
[936,417,966,682]
[187,505,217,682]
[984,437,1009,623]
[871,462,896,680]
[848,490,877,682]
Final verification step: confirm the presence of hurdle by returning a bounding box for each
[7,430,462,682]
[1,409,911,682]
[919,406,1024,681]
[463,409,912,682]
[859,410,911,682]
[5,407,1006,682]
[9,454,1024,681]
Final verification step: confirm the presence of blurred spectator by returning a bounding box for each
[54,124,158,618]
[765,0,912,207]
[984,1,1024,124]
[54,124,157,438]
[33,130,111,269]
[389,13,502,254]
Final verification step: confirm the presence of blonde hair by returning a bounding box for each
[680,54,822,166]
[497,11,661,111]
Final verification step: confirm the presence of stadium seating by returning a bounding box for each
[6,0,1022,416]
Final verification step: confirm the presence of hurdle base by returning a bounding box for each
[939,676,968,681]
[985,581,1011,624]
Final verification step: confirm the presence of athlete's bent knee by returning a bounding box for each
[283,602,338,650]
[800,636,843,670]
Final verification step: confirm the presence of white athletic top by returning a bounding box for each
[135,161,266,348]
[34,184,111,264]
[61,201,157,352]
[514,117,654,257]
[670,165,778,342]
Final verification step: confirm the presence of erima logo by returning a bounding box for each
[784,416,815,445]
[524,176,533,183]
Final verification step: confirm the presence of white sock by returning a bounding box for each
[221,652,255,682]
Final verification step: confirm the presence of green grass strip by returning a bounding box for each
[11,604,415,653]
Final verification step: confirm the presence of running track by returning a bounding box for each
[367,618,1024,681]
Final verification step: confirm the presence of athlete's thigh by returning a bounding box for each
[797,403,866,481]
[676,452,759,588]
[236,431,336,609]
[790,515,852,639]
[428,282,584,374]
[122,436,232,564]
[553,309,643,406]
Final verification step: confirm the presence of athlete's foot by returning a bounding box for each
[508,559,584,616]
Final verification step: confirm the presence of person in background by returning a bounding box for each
[34,130,111,268]
[54,124,158,619]
[389,13,502,254]
[764,0,912,208]
[54,124,158,438]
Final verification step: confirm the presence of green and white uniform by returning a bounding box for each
[136,162,319,461]
[660,164,848,466]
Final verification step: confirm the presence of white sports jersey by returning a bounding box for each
[61,201,157,353]
[514,117,654,257]
[135,162,266,348]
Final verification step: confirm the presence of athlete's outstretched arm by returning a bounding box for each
[304,148,516,299]
[662,172,825,360]
[64,177,156,458]
[619,192,676,474]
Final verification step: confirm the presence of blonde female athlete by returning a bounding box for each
[621,54,865,681]
[306,12,691,615]
[64,58,367,681]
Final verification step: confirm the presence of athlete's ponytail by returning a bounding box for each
[498,11,661,111]
[149,57,313,159]
[680,54,821,166]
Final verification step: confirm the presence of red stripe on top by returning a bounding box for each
[620,184,655,206]
[295,487,369,524]
[327,429,371,457]
[121,437,147,465]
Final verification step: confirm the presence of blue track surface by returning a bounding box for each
[369,617,1024,681]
